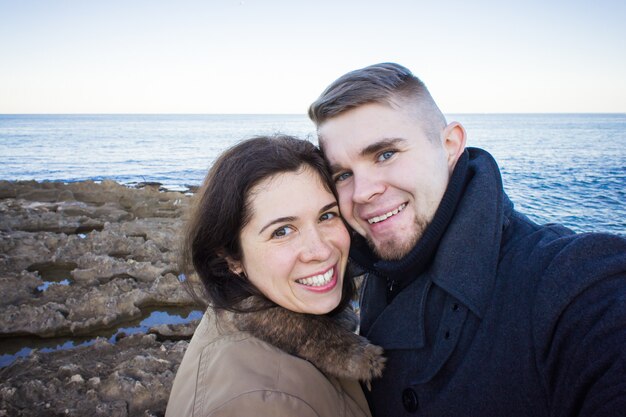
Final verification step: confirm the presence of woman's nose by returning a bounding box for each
[299,228,332,262]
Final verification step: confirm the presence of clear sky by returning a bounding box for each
[1,0,625,114]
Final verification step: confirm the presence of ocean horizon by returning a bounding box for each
[1,113,625,236]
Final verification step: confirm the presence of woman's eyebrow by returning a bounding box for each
[258,216,296,235]
[258,202,338,235]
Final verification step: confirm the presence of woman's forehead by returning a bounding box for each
[246,168,334,218]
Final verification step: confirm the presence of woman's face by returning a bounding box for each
[233,166,350,315]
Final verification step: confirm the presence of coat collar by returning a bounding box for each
[218,298,385,383]
[429,147,508,319]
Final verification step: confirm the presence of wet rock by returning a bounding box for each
[0,180,205,414]
[149,319,200,341]
[0,230,58,275]
[0,302,71,337]
[0,180,199,338]
[58,364,82,378]
[71,254,168,284]
[0,271,42,305]
[70,374,85,384]
[0,333,187,416]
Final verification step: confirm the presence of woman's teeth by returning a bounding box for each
[297,268,334,287]
[368,203,406,224]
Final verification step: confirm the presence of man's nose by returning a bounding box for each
[352,171,384,204]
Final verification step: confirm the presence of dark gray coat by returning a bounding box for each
[358,148,626,417]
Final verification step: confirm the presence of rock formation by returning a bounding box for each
[0,180,204,416]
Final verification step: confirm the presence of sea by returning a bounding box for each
[0,113,625,367]
[1,113,624,235]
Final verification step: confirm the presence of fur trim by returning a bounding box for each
[220,297,385,382]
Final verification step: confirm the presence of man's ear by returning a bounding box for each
[442,121,467,172]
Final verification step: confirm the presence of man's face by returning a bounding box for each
[318,102,455,260]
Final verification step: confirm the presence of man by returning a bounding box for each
[308,62,626,417]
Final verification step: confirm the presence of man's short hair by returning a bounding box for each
[308,62,446,141]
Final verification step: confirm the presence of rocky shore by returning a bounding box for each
[0,180,204,416]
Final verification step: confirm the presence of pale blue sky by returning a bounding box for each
[1,0,625,113]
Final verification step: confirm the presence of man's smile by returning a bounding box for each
[366,203,407,224]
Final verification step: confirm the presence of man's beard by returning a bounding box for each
[367,217,429,261]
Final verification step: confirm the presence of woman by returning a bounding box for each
[166,135,384,417]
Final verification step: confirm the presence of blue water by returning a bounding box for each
[0,114,316,190]
[0,113,624,236]
[0,309,203,368]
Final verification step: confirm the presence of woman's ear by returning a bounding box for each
[217,249,245,276]
[225,256,244,276]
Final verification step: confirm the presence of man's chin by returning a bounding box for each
[368,236,416,261]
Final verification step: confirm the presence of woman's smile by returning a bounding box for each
[295,265,338,292]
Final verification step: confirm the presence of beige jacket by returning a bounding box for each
[166,301,384,417]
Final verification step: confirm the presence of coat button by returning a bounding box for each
[402,388,419,412]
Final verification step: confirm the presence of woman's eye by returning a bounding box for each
[335,172,352,182]
[271,226,294,239]
[377,150,395,162]
[320,211,339,222]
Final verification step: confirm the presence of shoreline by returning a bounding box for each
[0,179,203,415]
[0,178,200,195]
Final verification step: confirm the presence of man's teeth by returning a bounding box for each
[368,203,406,224]
[297,268,334,287]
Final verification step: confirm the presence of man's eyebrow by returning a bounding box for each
[327,138,406,174]
[359,138,406,158]
[319,202,338,213]
[328,162,343,175]
[258,216,296,235]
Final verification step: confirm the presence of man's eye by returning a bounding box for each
[272,226,294,238]
[335,172,352,182]
[377,150,395,162]
[320,211,339,222]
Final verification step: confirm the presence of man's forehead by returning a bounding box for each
[316,118,365,152]
[317,133,348,162]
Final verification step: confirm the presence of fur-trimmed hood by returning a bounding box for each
[219,297,385,383]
